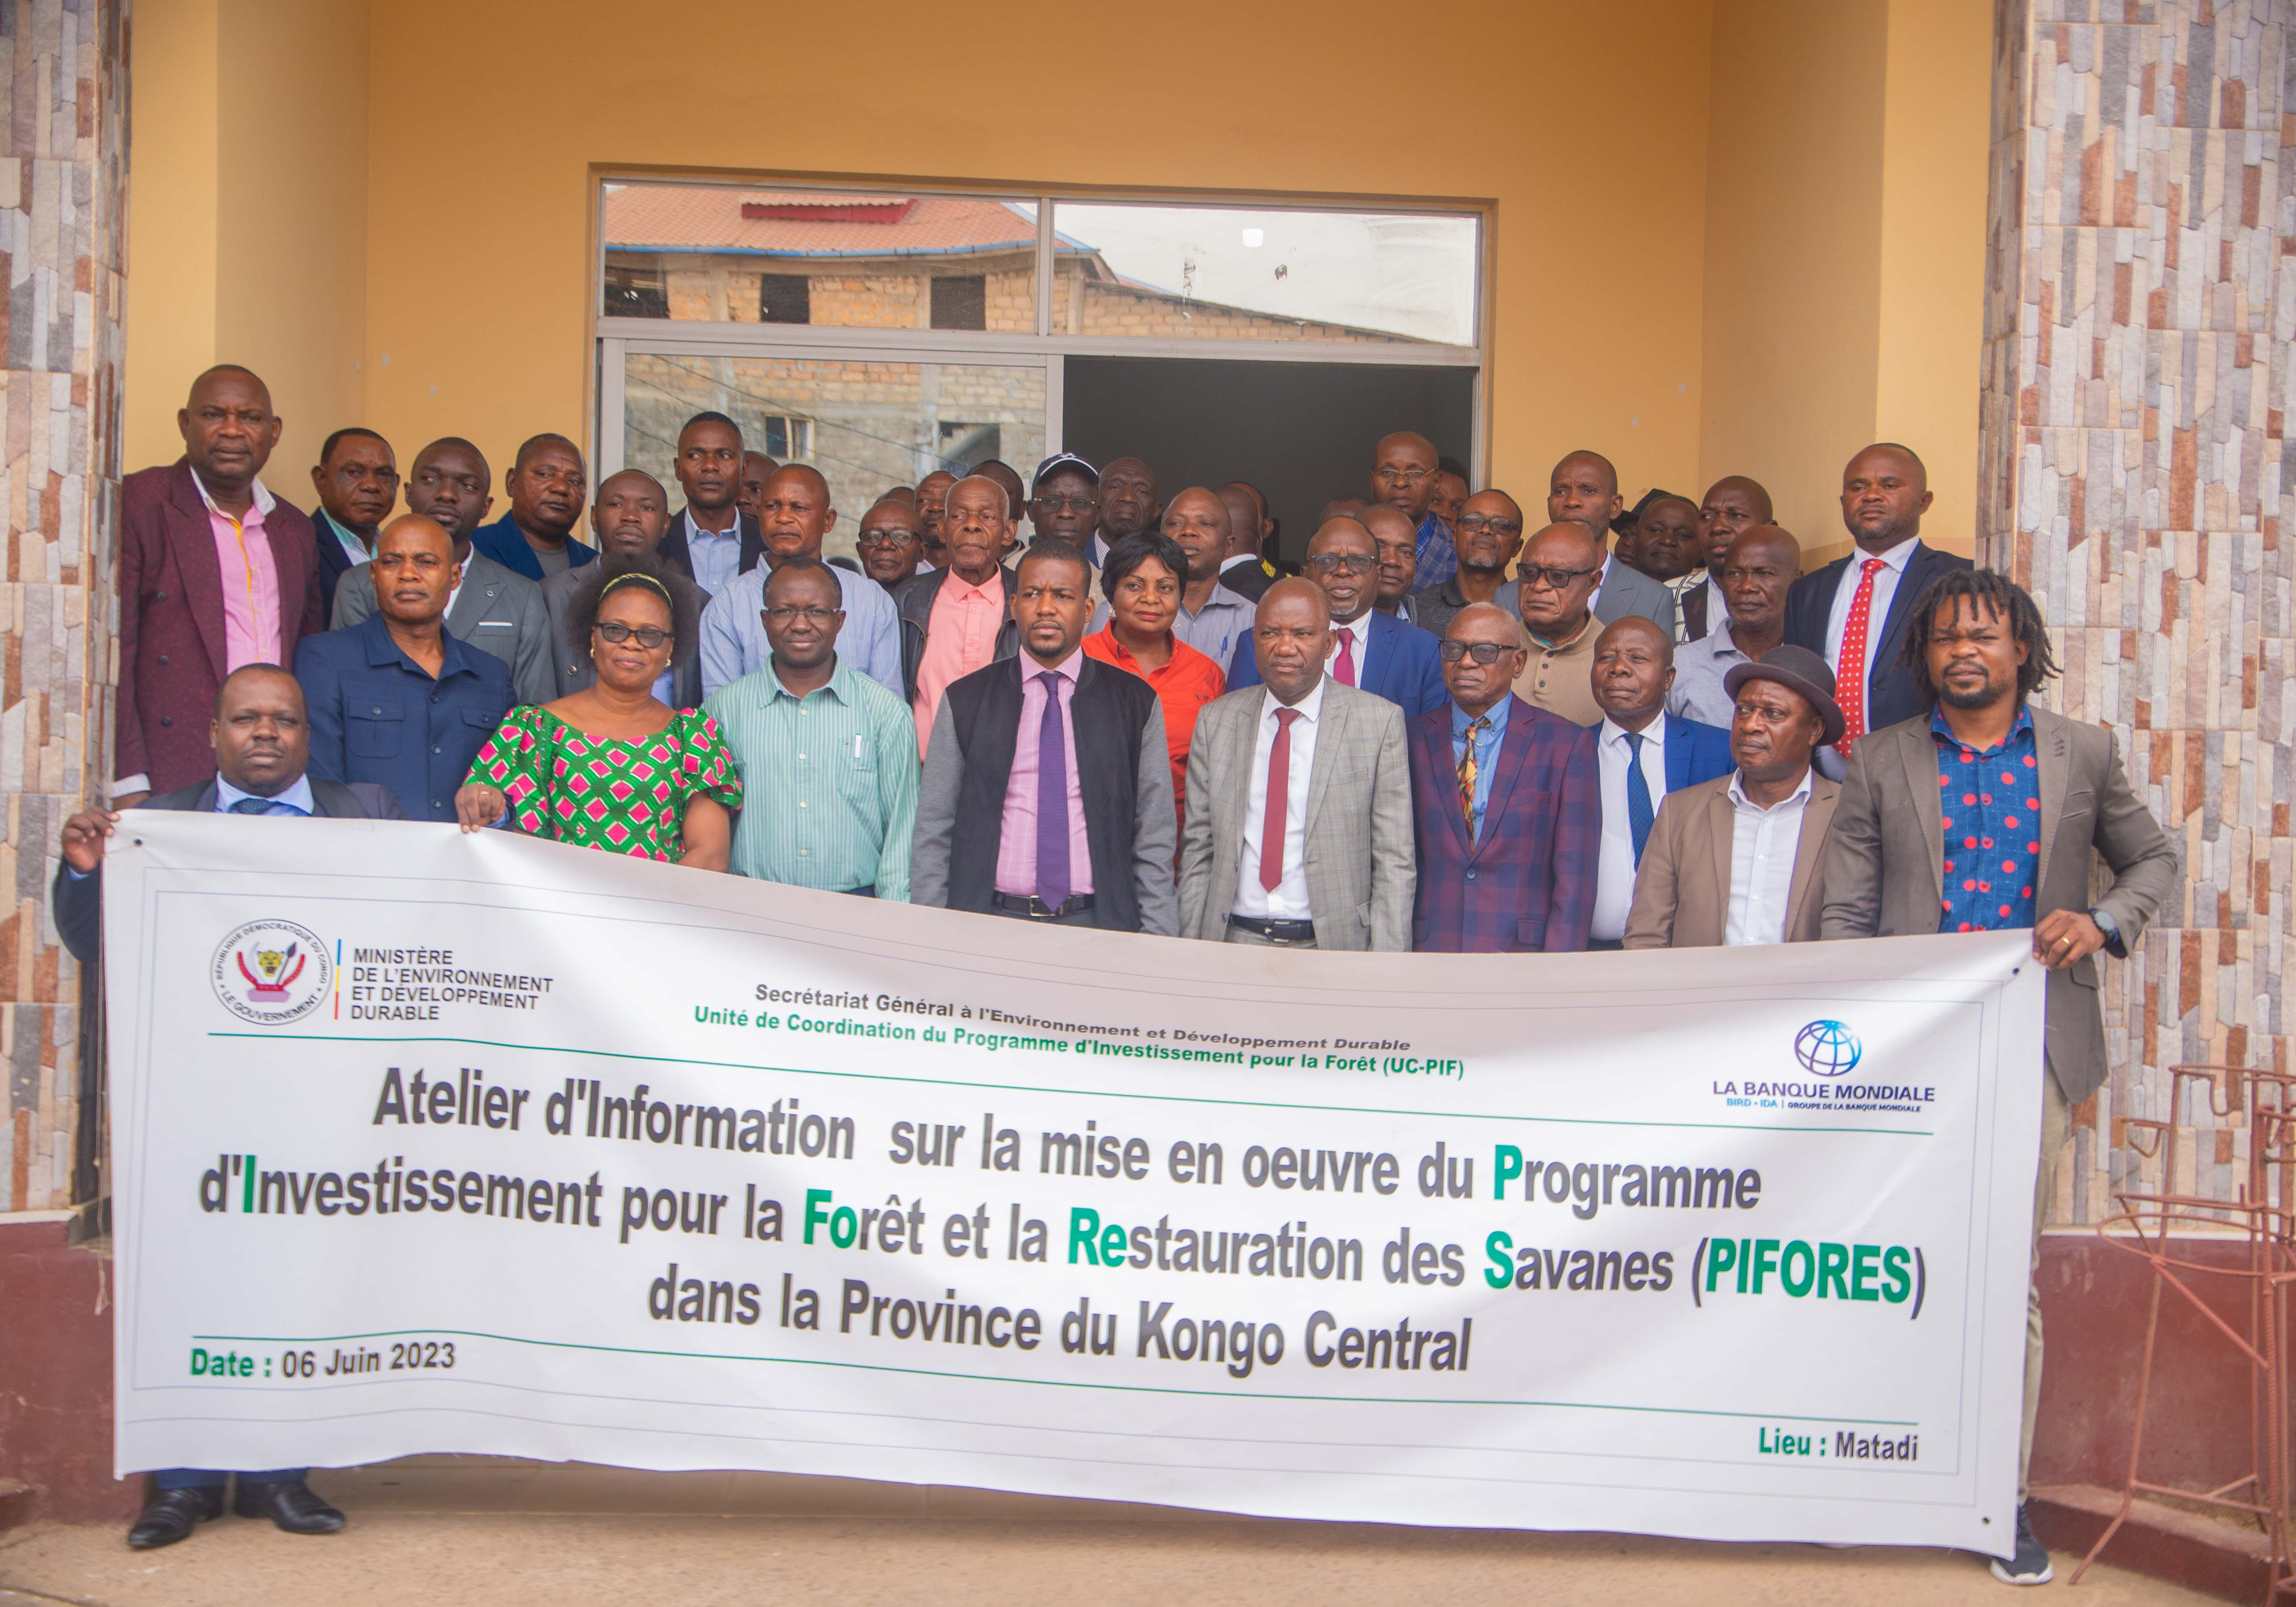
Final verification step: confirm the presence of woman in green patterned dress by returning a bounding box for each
[453,559,740,868]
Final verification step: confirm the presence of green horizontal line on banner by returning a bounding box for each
[209,1034,1933,1137]
[187,1328,1916,1426]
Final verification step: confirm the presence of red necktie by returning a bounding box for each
[1836,557,1886,749]
[1259,707,1299,892]
[1333,627,1358,686]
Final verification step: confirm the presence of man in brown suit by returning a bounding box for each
[1625,645,1842,948]
[1820,569,2178,1586]
[116,365,323,803]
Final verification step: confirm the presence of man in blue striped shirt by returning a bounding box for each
[704,558,920,900]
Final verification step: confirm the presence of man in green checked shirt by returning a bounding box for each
[704,557,921,900]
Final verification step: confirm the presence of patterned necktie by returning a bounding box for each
[1332,626,1358,687]
[229,796,278,816]
[1623,731,1655,866]
[1836,557,1887,750]
[1034,671,1071,911]
[1457,716,1489,843]
[1259,707,1300,892]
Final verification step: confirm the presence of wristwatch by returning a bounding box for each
[2089,907,2125,958]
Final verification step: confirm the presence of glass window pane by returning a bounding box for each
[602,182,1040,330]
[1048,203,1477,346]
[622,353,1045,561]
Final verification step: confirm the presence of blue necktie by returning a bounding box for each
[1623,731,1655,866]
[229,796,281,816]
[1034,671,1071,911]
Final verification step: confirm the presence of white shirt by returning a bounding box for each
[1592,711,1670,943]
[1667,628,1755,728]
[680,511,746,600]
[1822,537,1920,718]
[1328,611,1374,688]
[1724,767,1815,946]
[1233,678,1326,921]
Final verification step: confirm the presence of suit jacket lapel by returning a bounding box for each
[1892,722,1945,902]
[1785,779,1840,936]
[447,571,494,633]
[1472,707,1532,860]
[1871,544,1930,671]
[169,464,230,679]
[1700,784,1733,933]
[1418,714,1473,857]
[2033,706,2071,889]
[1359,612,1388,701]
[1661,720,1690,793]
[1304,686,1347,833]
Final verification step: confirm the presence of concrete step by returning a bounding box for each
[2032,1481,2279,1604]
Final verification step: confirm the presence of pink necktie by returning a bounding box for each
[1333,628,1358,687]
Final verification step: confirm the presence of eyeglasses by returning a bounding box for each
[1454,515,1522,537]
[764,605,841,624]
[1438,640,1517,665]
[1306,553,1377,575]
[1032,494,1097,515]
[1518,563,1598,590]
[1372,466,1430,486]
[594,621,669,649]
[854,531,915,548]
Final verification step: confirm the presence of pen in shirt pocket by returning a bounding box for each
[851,733,866,759]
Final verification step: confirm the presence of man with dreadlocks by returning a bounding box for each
[1820,568,2179,1587]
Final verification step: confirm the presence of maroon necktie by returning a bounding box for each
[1333,628,1358,687]
[1258,707,1299,892]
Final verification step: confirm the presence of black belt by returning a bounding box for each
[992,891,1096,921]
[1227,914,1317,946]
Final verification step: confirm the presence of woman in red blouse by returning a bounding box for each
[1081,530,1225,828]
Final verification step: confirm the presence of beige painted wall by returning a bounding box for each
[124,0,370,490]
[1701,0,1990,566]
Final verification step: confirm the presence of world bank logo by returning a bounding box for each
[1794,1020,1862,1078]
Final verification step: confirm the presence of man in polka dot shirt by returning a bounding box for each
[1819,569,2178,1587]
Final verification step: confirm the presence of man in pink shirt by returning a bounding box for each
[897,473,1018,753]
[910,542,1178,934]
[115,365,324,802]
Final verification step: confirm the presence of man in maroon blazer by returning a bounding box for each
[116,365,324,804]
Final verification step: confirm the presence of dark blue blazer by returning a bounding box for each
[1783,540,1973,737]
[295,614,514,822]
[1409,697,1599,953]
[1661,713,1735,792]
[470,515,597,583]
[1226,608,1447,720]
[312,507,362,617]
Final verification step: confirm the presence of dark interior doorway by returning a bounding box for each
[1062,357,1476,565]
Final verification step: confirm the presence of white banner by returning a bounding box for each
[105,813,2041,1554]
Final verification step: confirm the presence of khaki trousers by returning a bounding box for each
[2020,1070,2072,1500]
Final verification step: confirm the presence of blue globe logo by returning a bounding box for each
[1794,1020,1861,1077]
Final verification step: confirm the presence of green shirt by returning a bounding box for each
[705,657,920,900]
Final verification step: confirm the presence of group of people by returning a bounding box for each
[61,364,2180,1587]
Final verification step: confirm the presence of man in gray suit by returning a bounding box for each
[1180,578,1414,950]
[1820,569,2177,1588]
[332,436,553,705]
[1545,450,1678,637]
[541,469,709,708]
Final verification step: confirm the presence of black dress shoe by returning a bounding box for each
[127,1485,225,1549]
[231,1477,346,1535]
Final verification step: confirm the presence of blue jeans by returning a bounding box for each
[153,1468,306,1490]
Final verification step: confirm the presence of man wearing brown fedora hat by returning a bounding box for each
[1623,644,1843,949]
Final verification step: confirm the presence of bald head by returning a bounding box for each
[1547,451,1623,544]
[590,469,671,558]
[1592,615,1676,729]
[1372,431,1442,522]
[1253,577,1333,704]
[1840,442,1933,552]
[376,512,454,558]
[1441,603,1529,718]
[1517,521,1605,636]
[1214,485,1260,561]
[1717,523,1802,637]
[180,364,281,491]
[1161,487,1231,584]
[1698,475,1775,569]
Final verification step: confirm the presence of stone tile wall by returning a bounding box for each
[1980,0,2292,1223]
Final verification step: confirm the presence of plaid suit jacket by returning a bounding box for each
[1408,696,1599,952]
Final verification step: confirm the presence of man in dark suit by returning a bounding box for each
[1821,572,2177,1585]
[1227,515,1446,720]
[1785,442,1974,760]
[470,433,595,581]
[117,365,326,806]
[305,427,397,617]
[910,542,1176,933]
[1584,617,1732,949]
[656,412,764,592]
[1409,604,1597,951]
[1215,483,1275,602]
[55,663,397,1546]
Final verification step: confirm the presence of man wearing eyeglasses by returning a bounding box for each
[704,558,919,900]
[1509,522,1611,727]
[1370,431,1456,590]
[856,497,928,593]
[1027,452,1101,568]
[696,464,903,699]
[1227,515,1446,719]
[1410,490,1527,638]
[1407,604,1598,952]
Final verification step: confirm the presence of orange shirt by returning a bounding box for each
[1081,628,1225,819]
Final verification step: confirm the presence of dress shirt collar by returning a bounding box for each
[314,507,370,565]
[683,508,741,541]
[1930,702,2033,750]
[1021,647,1083,687]
[1091,629,1171,673]
[766,653,853,705]
[1856,536,1920,576]
[1267,675,1327,726]
[1451,697,1511,741]
[1332,610,1372,650]
[359,609,473,681]
[1219,553,1259,575]
[215,772,316,815]
[190,468,277,519]
[1727,765,1815,813]
[942,567,1003,603]
[1598,711,1667,755]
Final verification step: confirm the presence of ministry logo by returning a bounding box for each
[212,920,331,1025]
[1793,1020,1862,1078]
